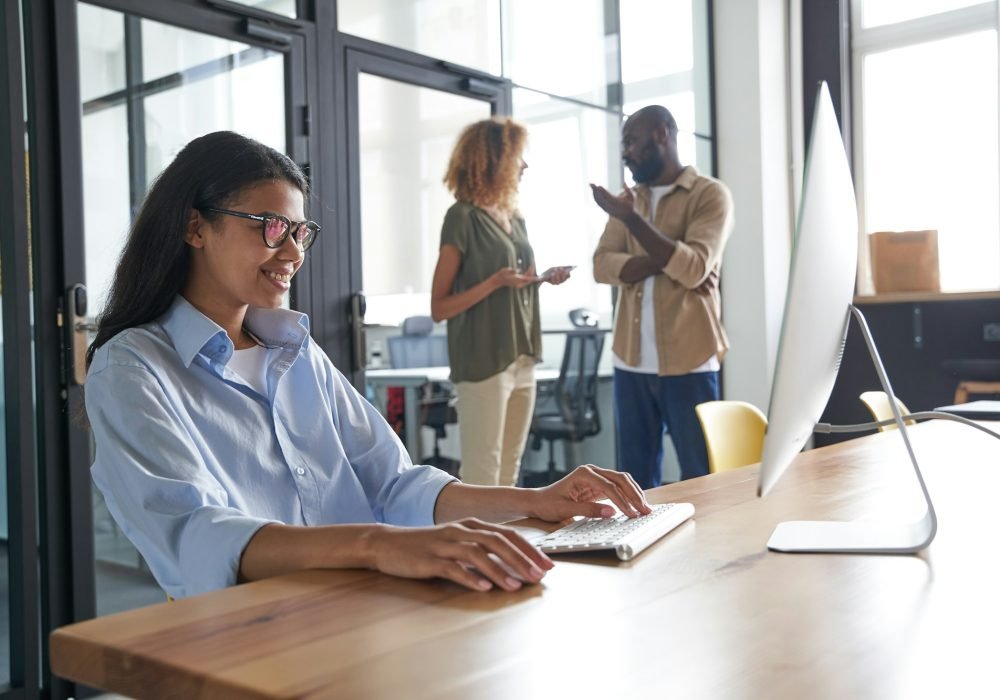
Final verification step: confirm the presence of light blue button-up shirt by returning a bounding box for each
[87,296,456,599]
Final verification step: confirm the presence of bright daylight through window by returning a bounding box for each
[343,0,714,348]
[854,0,1000,292]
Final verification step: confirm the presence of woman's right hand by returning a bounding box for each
[432,248,538,321]
[490,266,538,289]
[367,519,553,592]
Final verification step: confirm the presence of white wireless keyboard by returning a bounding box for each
[534,502,695,561]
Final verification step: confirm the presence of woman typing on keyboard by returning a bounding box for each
[85,132,651,601]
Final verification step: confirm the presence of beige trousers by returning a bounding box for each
[455,355,537,486]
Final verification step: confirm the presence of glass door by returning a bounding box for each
[342,48,506,463]
[23,2,310,697]
[343,47,508,373]
[74,1,301,617]
[355,73,494,327]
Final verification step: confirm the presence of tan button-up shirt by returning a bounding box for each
[593,166,734,376]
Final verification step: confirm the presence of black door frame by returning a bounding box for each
[23,4,94,698]
[0,1,42,697]
[338,35,511,387]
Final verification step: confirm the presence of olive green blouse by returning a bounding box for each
[440,201,541,383]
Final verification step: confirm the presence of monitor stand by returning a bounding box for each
[767,305,938,554]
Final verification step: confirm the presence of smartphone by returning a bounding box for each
[541,265,576,280]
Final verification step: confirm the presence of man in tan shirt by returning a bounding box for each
[591,105,734,488]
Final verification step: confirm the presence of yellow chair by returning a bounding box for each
[858,391,913,431]
[694,400,768,473]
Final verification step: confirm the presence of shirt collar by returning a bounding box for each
[159,296,311,368]
[634,164,700,199]
[244,305,311,350]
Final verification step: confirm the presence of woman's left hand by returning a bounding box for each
[539,266,573,285]
[528,465,652,522]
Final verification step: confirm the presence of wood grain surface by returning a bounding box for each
[50,421,1000,699]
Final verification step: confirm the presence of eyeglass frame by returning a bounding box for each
[197,206,321,250]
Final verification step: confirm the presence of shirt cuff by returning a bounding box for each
[171,510,278,598]
[382,466,458,527]
[595,252,632,284]
[663,241,703,288]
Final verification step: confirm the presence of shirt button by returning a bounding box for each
[296,467,305,476]
[634,318,639,323]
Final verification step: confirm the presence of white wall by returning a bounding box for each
[714,0,799,412]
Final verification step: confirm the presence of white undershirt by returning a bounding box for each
[228,344,269,396]
[613,184,720,375]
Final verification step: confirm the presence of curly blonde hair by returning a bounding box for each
[443,118,527,213]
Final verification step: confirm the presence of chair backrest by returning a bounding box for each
[387,315,449,368]
[401,315,434,336]
[694,400,768,473]
[858,390,913,431]
[569,308,599,328]
[555,330,604,440]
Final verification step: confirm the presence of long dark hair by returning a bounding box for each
[87,131,307,366]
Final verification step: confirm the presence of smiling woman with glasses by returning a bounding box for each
[83,130,650,602]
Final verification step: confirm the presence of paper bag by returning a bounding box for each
[870,230,940,294]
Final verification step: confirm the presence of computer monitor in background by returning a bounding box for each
[756,82,937,554]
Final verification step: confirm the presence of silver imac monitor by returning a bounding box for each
[756,82,937,554]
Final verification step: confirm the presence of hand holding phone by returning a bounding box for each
[539,265,575,284]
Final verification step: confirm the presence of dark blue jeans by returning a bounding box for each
[613,368,720,489]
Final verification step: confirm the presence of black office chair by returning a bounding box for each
[387,316,460,476]
[526,328,605,486]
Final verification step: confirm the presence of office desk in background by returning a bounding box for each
[933,399,1000,420]
[50,420,1000,699]
[365,366,559,461]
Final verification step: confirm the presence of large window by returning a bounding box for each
[513,88,620,332]
[358,75,491,326]
[503,0,612,106]
[853,1,1000,292]
[512,0,714,340]
[338,0,502,74]
[621,0,714,178]
[339,0,714,353]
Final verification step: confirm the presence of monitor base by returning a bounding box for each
[767,511,935,554]
[767,305,938,555]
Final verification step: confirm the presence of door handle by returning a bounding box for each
[350,291,366,373]
[67,283,94,385]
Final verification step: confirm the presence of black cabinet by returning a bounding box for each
[816,294,1000,446]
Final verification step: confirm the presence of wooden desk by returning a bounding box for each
[50,421,1000,698]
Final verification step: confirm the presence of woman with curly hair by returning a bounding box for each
[431,117,572,486]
